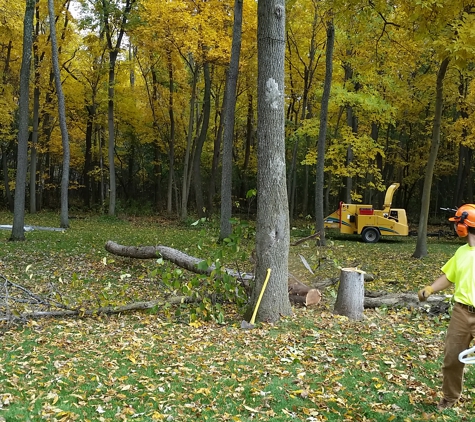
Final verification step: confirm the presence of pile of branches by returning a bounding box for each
[0,274,74,325]
[0,274,175,327]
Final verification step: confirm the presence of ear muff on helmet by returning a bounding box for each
[449,204,475,237]
[455,211,469,237]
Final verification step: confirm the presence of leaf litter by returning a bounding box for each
[0,215,473,421]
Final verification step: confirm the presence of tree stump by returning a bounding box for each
[333,267,365,321]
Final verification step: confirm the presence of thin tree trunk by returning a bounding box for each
[107,51,117,216]
[239,89,254,204]
[208,99,223,214]
[83,106,95,208]
[11,0,35,241]
[302,156,309,216]
[166,50,176,214]
[180,64,199,221]
[315,19,334,246]
[220,0,243,239]
[343,62,356,204]
[48,0,70,228]
[413,57,450,258]
[192,62,211,218]
[288,139,298,223]
[1,41,13,211]
[102,0,135,216]
[30,8,41,215]
[29,86,39,214]
[1,144,13,211]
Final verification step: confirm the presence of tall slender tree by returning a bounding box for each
[413,57,450,258]
[48,0,70,228]
[101,0,136,216]
[315,17,335,247]
[11,0,36,241]
[220,0,243,240]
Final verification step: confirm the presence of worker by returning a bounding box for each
[418,203,475,410]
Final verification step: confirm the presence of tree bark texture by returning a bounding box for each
[11,0,35,241]
[30,21,41,214]
[333,267,364,321]
[181,64,199,221]
[315,19,334,246]
[166,50,176,214]
[106,52,117,216]
[48,0,70,228]
[219,0,243,239]
[105,241,255,281]
[413,57,450,258]
[251,0,292,323]
[193,62,211,218]
[102,0,135,216]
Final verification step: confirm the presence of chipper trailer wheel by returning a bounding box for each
[361,227,381,243]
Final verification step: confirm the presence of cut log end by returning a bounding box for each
[305,289,321,307]
[288,284,321,307]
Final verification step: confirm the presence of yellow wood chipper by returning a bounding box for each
[323,183,409,243]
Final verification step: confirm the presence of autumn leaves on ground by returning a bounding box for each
[0,213,473,421]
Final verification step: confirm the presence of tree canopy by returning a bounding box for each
[1,0,475,223]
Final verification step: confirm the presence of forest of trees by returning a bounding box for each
[1,0,475,223]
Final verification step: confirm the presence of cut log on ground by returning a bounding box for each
[288,278,321,307]
[364,291,448,310]
[105,241,450,312]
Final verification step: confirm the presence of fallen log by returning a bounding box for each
[104,241,450,311]
[105,240,254,281]
[364,291,448,310]
[289,289,322,307]
[0,296,195,323]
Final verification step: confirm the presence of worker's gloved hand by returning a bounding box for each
[418,286,434,302]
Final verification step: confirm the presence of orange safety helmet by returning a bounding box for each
[449,204,475,237]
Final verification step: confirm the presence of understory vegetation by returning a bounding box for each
[0,212,473,421]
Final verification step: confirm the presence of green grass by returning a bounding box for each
[0,211,472,421]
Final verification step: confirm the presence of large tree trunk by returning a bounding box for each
[413,57,450,258]
[249,0,292,323]
[11,0,35,241]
